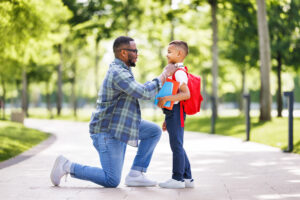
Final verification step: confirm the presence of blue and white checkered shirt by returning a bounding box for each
[89,58,162,147]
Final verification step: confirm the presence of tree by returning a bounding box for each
[256,0,272,121]
[222,0,258,112]
[268,0,300,117]
[191,0,221,117]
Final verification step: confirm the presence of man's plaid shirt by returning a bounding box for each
[89,58,162,147]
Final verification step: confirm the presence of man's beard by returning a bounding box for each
[128,55,136,67]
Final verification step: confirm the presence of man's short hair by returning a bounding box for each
[113,36,134,55]
[169,40,189,56]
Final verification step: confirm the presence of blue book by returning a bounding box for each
[154,82,173,107]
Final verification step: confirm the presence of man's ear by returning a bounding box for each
[120,49,127,58]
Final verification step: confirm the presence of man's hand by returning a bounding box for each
[163,63,177,77]
[157,63,177,84]
[157,97,167,108]
[162,121,167,132]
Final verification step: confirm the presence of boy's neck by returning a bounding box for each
[175,62,184,67]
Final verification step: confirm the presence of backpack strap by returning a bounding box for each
[172,66,188,128]
[172,67,187,81]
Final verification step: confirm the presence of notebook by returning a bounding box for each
[154,78,180,110]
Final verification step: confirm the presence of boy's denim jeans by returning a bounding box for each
[164,104,192,181]
[70,120,161,187]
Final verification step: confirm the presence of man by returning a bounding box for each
[50,36,177,188]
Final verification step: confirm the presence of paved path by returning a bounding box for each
[1,119,300,200]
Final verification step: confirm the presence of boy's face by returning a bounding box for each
[166,44,180,64]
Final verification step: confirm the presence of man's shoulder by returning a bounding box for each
[109,62,127,74]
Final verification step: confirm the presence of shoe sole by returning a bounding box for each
[185,185,194,188]
[125,181,157,187]
[159,185,185,189]
[50,156,63,186]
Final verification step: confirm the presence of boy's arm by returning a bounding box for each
[157,83,190,108]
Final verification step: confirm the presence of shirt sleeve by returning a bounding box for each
[175,70,188,86]
[113,69,160,100]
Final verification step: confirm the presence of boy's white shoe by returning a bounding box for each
[125,173,157,187]
[159,179,185,189]
[50,155,70,186]
[184,179,194,188]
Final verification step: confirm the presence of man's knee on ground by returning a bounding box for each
[103,176,121,188]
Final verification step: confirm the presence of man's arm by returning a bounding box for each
[114,64,177,100]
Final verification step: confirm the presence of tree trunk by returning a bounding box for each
[159,44,166,69]
[256,0,272,121]
[170,19,175,41]
[239,68,246,113]
[1,77,6,120]
[45,81,53,118]
[57,44,63,116]
[209,0,219,117]
[71,63,77,117]
[202,74,208,110]
[21,66,28,116]
[124,0,129,36]
[95,37,100,94]
[170,0,175,41]
[276,51,282,117]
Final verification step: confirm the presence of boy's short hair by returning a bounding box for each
[169,40,189,56]
[113,36,134,54]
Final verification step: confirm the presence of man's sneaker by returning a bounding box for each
[125,173,157,187]
[184,179,194,188]
[50,155,69,186]
[159,179,185,189]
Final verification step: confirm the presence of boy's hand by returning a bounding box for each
[162,121,167,132]
[157,97,167,108]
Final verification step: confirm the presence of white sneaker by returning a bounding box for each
[184,179,194,188]
[125,173,157,187]
[50,155,69,186]
[159,179,185,189]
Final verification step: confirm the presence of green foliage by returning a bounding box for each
[222,0,258,68]
[0,0,300,116]
[0,120,49,161]
[268,0,300,71]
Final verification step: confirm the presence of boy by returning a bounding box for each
[157,40,194,189]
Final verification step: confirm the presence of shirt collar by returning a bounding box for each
[175,63,184,68]
[113,58,130,70]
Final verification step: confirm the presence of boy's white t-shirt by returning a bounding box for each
[167,63,188,104]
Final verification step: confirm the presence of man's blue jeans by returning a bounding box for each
[70,120,162,187]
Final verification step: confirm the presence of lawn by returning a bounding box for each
[27,108,92,122]
[184,116,300,153]
[0,121,50,162]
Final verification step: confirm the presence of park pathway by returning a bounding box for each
[0,118,300,200]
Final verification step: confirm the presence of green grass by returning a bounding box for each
[184,116,300,153]
[26,108,91,122]
[0,120,50,162]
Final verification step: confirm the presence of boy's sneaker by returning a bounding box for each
[125,173,157,187]
[184,179,194,188]
[159,179,185,189]
[50,155,69,186]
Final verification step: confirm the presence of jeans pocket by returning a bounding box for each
[90,134,100,149]
[91,133,109,153]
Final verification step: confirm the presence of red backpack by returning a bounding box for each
[172,66,203,127]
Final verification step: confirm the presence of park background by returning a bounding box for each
[0,0,300,161]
